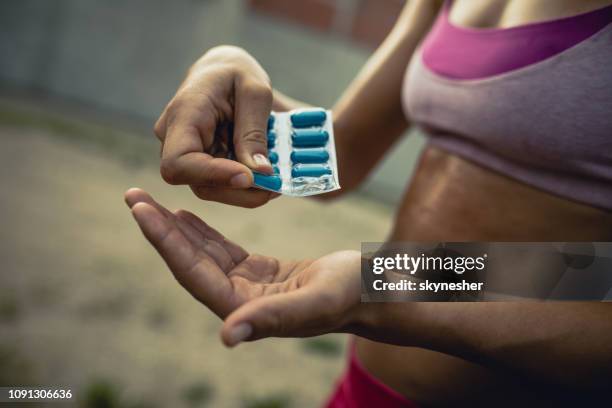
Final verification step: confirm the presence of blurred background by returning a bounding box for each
[0,0,424,406]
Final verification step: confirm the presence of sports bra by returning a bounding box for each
[402,2,612,211]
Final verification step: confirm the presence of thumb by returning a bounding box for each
[232,77,273,174]
[220,288,335,347]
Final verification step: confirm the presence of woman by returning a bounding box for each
[126,0,612,406]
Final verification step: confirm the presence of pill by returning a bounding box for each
[290,110,326,128]
[273,165,280,174]
[292,129,329,147]
[269,151,279,164]
[267,115,275,130]
[253,173,282,191]
[292,166,332,178]
[290,149,329,164]
[267,130,276,148]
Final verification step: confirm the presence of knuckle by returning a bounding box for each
[193,188,209,201]
[206,45,246,60]
[153,119,164,140]
[174,209,189,218]
[192,163,229,189]
[240,129,267,146]
[192,187,210,200]
[247,83,273,103]
[204,178,224,188]
[166,95,196,119]
[165,95,180,111]
[160,159,180,185]
[167,93,218,131]
[200,165,227,188]
[164,108,180,131]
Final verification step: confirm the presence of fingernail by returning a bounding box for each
[230,173,251,188]
[227,323,252,347]
[253,153,271,168]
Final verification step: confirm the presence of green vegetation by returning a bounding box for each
[82,379,122,408]
[181,381,214,407]
[82,379,159,408]
[0,345,35,385]
[0,293,20,323]
[242,393,292,408]
[300,336,342,357]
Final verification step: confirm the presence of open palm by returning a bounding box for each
[125,188,361,346]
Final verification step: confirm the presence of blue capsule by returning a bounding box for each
[267,130,276,148]
[267,115,275,130]
[290,110,326,128]
[269,151,279,164]
[292,165,332,178]
[253,173,282,191]
[291,129,329,147]
[273,165,280,174]
[290,149,329,164]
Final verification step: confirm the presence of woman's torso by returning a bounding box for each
[405,1,612,211]
[356,146,612,407]
[355,0,612,406]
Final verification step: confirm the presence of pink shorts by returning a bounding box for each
[324,344,419,408]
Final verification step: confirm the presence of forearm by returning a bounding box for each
[331,0,441,191]
[358,302,612,389]
[272,1,438,124]
[274,1,441,194]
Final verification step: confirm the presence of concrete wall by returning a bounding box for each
[0,0,423,204]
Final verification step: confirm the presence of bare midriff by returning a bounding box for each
[355,146,612,407]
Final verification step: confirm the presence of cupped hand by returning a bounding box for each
[125,188,362,346]
[154,46,276,208]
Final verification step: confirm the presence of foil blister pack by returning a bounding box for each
[251,108,341,196]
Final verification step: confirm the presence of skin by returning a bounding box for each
[130,0,612,405]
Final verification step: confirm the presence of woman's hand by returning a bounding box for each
[124,188,363,346]
[154,46,276,208]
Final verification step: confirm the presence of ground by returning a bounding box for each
[0,98,392,408]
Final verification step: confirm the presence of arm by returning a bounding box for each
[330,0,441,192]
[273,0,442,193]
[359,301,612,390]
[154,0,442,207]
[125,189,612,391]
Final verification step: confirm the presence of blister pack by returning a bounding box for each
[250,108,341,196]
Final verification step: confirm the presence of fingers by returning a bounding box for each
[129,202,200,276]
[190,185,273,209]
[161,122,253,188]
[125,188,172,217]
[125,189,235,316]
[174,209,249,264]
[125,189,205,247]
[125,189,203,264]
[153,69,274,207]
[220,288,333,347]
[126,187,250,268]
[232,77,273,174]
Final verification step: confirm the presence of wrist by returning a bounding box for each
[349,300,434,348]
